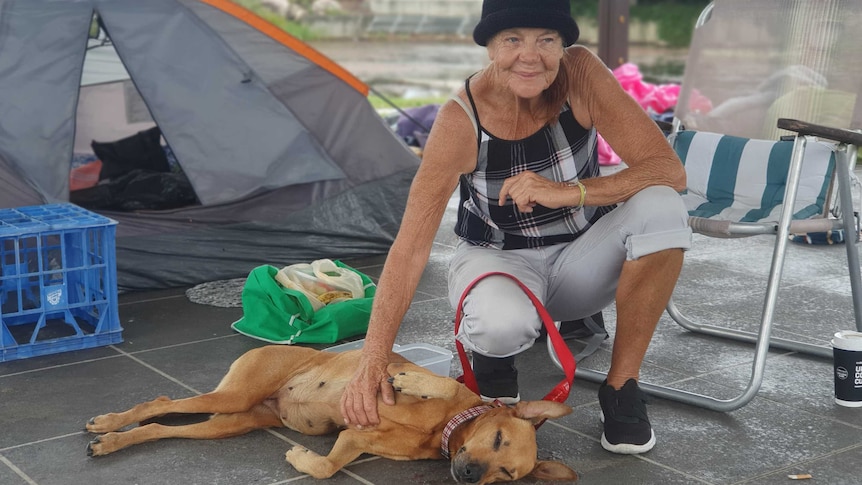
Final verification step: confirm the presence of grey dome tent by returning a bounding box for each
[0,0,419,291]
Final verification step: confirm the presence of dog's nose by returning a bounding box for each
[453,462,486,483]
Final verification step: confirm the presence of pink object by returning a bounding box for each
[640,83,680,114]
[687,89,713,114]
[597,135,622,166]
[598,64,681,166]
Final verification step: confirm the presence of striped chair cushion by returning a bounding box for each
[673,131,836,222]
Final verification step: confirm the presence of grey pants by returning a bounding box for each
[448,185,692,358]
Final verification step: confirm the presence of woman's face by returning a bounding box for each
[487,28,565,99]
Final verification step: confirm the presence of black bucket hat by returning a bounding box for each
[472,0,580,47]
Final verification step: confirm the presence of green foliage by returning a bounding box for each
[229,0,320,40]
[631,3,705,47]
[569,1,709,47]
[569,0,599,17]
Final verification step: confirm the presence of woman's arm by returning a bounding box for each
[340,98,478,427]
[566,46,686,207]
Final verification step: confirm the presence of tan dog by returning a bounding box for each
[85,345,578,483]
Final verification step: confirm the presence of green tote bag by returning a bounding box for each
[231,262,375,344]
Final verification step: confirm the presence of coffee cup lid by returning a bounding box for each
[832,330,862,351]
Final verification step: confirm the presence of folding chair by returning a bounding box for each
[555,0,862,411]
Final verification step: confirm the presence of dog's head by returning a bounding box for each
[449,400,578,484]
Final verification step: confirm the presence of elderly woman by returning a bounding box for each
[341,0,691,455]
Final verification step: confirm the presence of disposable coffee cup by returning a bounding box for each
[832,331,862,407]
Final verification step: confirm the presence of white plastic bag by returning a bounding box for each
[310,259,365,299]
[274,259,365,311]
[274,264,326,312]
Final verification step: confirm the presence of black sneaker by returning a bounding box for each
[598,379,655,454]
[472,353,520,404]
[539,312,606,340]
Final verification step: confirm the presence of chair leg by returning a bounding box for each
[552,136,857,412]
[666,298,831,359]
[551,245,790,412]
[834,149,862,332]
[673,143,862,348]
[557,266,795,412]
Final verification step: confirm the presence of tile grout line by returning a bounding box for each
[0,453,38,485]
[0,334,241,379]
[112,346,204,395]
[0,432,86,454]
[332,465,377,485]
[0,354,125,379]
[263,430,380,484]
[117,292,188,306]
[545,421,718,485]
[263,457,380,485]
[412,292,447,303]
[729,442,862,485]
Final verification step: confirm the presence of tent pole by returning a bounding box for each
[367,85,432,134]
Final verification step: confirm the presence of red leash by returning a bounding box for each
[454,272,576,414]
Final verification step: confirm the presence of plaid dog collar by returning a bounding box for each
[440,401,506,458]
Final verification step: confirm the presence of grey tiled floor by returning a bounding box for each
[2,192,862,484]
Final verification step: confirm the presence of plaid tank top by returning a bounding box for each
[455,80,615,249]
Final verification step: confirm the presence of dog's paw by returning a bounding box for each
[86,414,122,434]
[86,433,120,456]
[388,371,428,397]
[286,446,334,478]
[86,436,100,456]
[285,445,310,461]
[389,371,459,399]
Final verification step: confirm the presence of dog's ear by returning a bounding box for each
[513,400,573,420]
[513,400,572,423]
[528,460,579,482]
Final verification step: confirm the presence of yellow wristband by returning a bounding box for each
[567,181,586,211]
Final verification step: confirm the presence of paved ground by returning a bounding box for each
[2,186,862,484]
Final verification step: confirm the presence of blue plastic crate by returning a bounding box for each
[0,204,121,362]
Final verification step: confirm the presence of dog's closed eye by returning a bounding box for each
[493,430,502,451]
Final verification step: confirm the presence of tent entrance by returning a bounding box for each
[68,26,200,212]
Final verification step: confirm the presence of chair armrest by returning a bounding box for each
[777,118,862,146]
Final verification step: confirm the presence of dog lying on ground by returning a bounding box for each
[86,345,578,484]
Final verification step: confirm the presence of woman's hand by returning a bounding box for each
[498,171,578,212]
[340,350,395,427]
